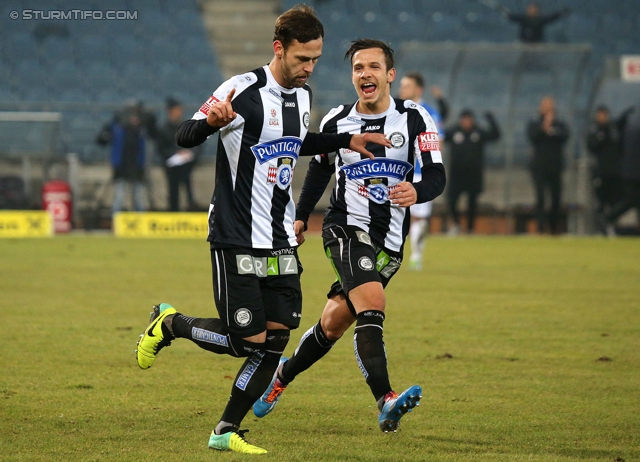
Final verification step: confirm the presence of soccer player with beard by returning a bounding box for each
[134,6,390,455]
[254,39,446,433]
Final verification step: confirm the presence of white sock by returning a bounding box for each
[409,219,427,261]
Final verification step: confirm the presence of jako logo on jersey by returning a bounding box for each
[284,101,296,108]
[251,136,302,164]
[365,125,381,131]
[418,132,440,151]
[340,158,413,181]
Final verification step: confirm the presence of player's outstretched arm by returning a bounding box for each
[206,89,237,128]
[176,89,237,148]
[300,132,391,159]
[349,133,392,159]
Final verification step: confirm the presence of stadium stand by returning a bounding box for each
[0,0,223,162]
[0,0,638,231]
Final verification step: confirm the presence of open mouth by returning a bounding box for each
[361,82,377,96]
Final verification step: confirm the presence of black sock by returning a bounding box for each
[353,310,392,402]
[220,329,290,427]
[280,320,336,385]
[171,313,260,357]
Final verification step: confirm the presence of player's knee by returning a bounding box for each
[228,336,265,357]
[321,314,350,341]
[264,329,290,355]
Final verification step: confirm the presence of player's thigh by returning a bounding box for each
[260,248,303,330]
[210,248,267,337]
[322,225,382,296]
[260,273,302,330]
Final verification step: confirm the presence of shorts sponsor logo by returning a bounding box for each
[303,111,310,128]
[236,253,297,276]
[236,351,265,391]
[235,308,252,327]
[355,230,372,246]
[418,131,440,152]
[358,256,374,271]
[340,158,413,182]
[191,327,228,347]
[251,136,302,164]
[389,132,405,148]
[199,94,220,115]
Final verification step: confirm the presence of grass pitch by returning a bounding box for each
[1,235,639,461]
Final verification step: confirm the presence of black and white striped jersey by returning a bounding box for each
[177,65,355,250]
[191,65,311,249]
[297,97,445,252]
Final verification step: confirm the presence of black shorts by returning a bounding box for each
[210,247,303,337]
[322,225,402,314]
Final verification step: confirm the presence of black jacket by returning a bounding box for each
[444,113,500,194]
[586,121,622,179]
[527,115,570,175]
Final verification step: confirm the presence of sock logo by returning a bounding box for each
[236,351,265,391]
[235,308,252,327]
[192,327,229,347]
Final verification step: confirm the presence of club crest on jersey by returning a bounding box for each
[389,132,405,148]
[358,183,399,204]
[303,112,310,128]
[276,159,293,189]
[251,136,302,164]
[340,158,413,182]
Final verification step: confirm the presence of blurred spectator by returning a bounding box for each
[444,110,500,235]
[527,96,569,234]
[586,106,623,216]
[156,98,198,211]
[507,2,570,43]
[601,104,640,235]
[398,72,448,269]
[96,104,147,214]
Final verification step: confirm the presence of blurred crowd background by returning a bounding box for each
[0,0,639,234]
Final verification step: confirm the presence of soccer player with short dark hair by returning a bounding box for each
[253,39,446,433]
[134,5,390,454]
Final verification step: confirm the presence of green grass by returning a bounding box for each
[1,235,639,461]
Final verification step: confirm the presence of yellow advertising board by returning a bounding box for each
[113,212,208,238]
[0,211,54,238]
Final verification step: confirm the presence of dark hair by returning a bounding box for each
[344,39,394,71]
[273,4,324,49]
[460,109,475,118]
[596,105,609,113]
[403,71,424,88]
[166,97,181,110]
